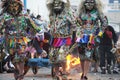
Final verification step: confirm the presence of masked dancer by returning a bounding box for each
[0,0,42,80]
[46,0,78,78]
[76,0,108,79]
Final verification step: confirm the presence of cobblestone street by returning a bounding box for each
[0,67,120,80]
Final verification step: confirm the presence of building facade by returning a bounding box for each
[108,0,120,11]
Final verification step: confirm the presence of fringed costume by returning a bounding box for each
[47,0,77,61]
[76,0,108,79]
[46,0,78,78]
[76,0,108,61]
[0,0,40,80]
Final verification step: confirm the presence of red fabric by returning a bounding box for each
[53,38,59,47]
[54,38,61,47]
[66,37,72,45]
[105,30,112,39]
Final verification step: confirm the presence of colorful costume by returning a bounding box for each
[77,0,108,79]
[0,10,39,63]
[47,0,75,61]
[77,0,108,61]
[0,0,40,79]
[47,0,77,78]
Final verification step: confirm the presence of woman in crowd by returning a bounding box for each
[99,25,118,74]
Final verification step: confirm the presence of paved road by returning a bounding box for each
[0,67,120,80]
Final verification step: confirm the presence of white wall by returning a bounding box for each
[22,0,109,21]
[22,0,49,21]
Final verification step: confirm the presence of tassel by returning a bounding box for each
[89,34,94,44]
[23,37,30,44]
[18,39,23,43]
[10,39,13,47]
[83,34,89,43]
[10,39,15,48]
[98,31,103,37]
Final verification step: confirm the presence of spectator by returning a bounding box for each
[99,25,117,74]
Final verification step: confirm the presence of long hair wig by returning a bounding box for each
[77,0,104,16]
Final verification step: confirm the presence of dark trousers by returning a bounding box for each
[99,45,112,68]
[33,32,51,55]
[33,38,43,54]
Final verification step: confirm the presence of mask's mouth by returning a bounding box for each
[54,6,62,10]
[53,9,63,15]
[53,6,63,13]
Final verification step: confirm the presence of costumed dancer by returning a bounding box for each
[0,0,43,80]
[76,0,108,79]
[46,0,78,76]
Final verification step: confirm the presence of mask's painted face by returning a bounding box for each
[84,0,95,11]
[8,1,22,16]
[53,0,64,14]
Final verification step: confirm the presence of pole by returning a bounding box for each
[24,0,27,10]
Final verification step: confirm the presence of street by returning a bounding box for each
[0,67,120,80]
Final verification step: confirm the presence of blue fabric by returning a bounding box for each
[79,35,89,43]
[0,37,4,43]
[28,58,51,67]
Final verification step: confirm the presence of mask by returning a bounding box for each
[53,0,64,14]
[7,1,22,16]
[84,0,95,11]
